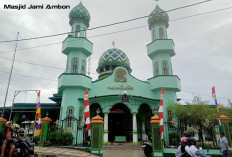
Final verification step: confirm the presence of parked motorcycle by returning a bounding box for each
[142,141,153,157]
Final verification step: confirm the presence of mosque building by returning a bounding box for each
[48,2,181,144]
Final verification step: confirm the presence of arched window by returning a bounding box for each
[159,28,164,39]
[66,58,69,73]
[76,25,80,37]
[153,29,156,41]
[72,58,78,73]
[83,27,86,37]
[79,106,83,121]
[154,62,159,76]
[163,61,168,75]
[59,107,63,122]
[66,106,74,128]
[81,60,86,74]
[170,62,173,75]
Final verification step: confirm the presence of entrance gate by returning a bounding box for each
[60,116,87,145]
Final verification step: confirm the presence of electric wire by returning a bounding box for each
[0,56,65,70]
[0,0,213,43]
[0,70,58,81]
[181,90,230,101]
[0,5,231,55]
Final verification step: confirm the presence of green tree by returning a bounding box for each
[168,96,219,148]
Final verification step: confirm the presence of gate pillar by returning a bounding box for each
[91,115,104,155]
[220,114,232,149]
[0,118,6,132]
[39,116,52,146]
[150,115,164,157]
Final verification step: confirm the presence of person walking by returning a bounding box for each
[220,132,230,157]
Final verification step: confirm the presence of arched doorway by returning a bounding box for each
[90,103,103,119]
[108,103,132,142]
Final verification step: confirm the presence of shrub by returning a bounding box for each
[169,132,180,146]
[49,131,73,146]
[33,135,40,145]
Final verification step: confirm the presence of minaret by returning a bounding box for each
[147,5,181,144]
[58,2,92,144]
[147,5,172,77]
[63,1,93,74]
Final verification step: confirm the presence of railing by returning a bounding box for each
[165,122,220,149]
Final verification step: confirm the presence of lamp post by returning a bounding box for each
[153,108,158,115]
[96,108,100,116]
[121,91,129,102]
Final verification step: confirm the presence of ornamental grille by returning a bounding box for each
[39,124,45,144]
[224,124,231,147]
[92,127,99,149]
[153,127,162,150]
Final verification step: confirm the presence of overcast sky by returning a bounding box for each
[0,0,232,107]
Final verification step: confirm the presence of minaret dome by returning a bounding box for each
[148,5,169,30]
[69,2,91,28]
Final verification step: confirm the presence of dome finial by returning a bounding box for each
[112,41,116,48]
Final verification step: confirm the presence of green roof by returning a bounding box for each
[0,103,60,111]
[96,48,132,75]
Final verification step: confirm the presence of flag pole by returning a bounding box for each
[1,32,19,118]
[212,87,222,133]
[158,88,164,140]
[33,90,41,138]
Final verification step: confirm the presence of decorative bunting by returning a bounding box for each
[158,88,164,139]
[35,91,41,136]
[84,89,90,134]
[212,87,223,133]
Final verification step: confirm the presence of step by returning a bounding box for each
[103,143,142,150]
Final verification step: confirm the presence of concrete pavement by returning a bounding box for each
[35,146,98,157]
[35,146,145,157]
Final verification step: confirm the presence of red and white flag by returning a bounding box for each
[84,89,90,135]
[158,88,165,139]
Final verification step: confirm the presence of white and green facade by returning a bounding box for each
[52,2,181,145]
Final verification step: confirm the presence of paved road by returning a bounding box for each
[35,146,145,157]
[103,150,145,157]
[35,146,97,157]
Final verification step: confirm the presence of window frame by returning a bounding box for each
[162,60,168,75]
[81,59,86,74]
[159,27,164,39]
[154,62,159,76]
[72,58,78,74]
[66,106,74,128]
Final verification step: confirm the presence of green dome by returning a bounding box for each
[97,48,132,75]
[148,5,169,30]
[69,2,90,28]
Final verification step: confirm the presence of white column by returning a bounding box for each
[142,121,146,141]
[103,113,108,143]
[132,113,138,143]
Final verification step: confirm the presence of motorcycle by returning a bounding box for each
[1,137,35,157]
[142,141,153,157]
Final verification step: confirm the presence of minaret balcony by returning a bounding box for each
[148,75,181,92]
[58,73,92,90]
[147,39,175,59]
[62,36,93,56]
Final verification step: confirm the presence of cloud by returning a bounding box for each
[0,0,232,107]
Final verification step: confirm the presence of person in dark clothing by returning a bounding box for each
[1,121,12,157]
[0,121,7,147]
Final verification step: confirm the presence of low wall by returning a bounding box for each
[164,148,223,157]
